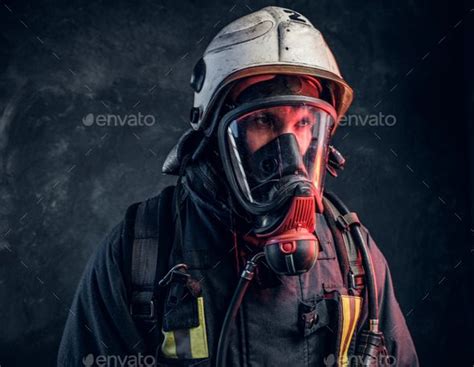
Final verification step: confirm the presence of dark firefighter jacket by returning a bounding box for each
[58,163,419,367]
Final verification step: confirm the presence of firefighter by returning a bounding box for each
[58,6,418,367]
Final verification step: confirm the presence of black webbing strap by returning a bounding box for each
[336,212,360,231]
[323,195,367,359]
[128,185,176,352]
[323,197,365,296]
[322,199,352,290]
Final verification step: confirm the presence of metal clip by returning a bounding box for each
[158,263,189,288]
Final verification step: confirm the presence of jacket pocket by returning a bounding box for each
[160,296,210,362]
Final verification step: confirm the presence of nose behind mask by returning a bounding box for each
[248,133,305,184]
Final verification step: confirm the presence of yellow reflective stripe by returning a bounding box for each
[189,296,209,359]
[161,296,209,360]
[347,297,362,364]
[338,296,352,366]
[338,295,362,366]
[161,329,178,359]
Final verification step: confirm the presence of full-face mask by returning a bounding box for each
[217,75,337,275]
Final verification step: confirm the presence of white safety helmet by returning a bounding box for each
[189,6,353,133]
[163,6,353,175]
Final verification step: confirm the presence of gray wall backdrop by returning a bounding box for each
[0,0,473,366]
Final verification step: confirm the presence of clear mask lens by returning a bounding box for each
[224,103,335,206]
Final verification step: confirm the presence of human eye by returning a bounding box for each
[249,113,275,129]
[296,117,315,128]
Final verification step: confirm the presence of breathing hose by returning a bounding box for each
[216,252,265,367]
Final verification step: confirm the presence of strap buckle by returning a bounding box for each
[130,298,155,319]
[348,271,365,295]
[348,271,357,291]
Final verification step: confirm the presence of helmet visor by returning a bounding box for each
[220,97,336,210]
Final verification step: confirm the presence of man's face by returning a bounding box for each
[221,76,337,207]
[239,105,317,155]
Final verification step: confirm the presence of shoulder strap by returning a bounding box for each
[323,195,365,296]
[127,185,176,352]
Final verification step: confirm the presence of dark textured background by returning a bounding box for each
[0,0,473,366]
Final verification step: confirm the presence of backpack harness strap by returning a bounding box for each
[129,195,161,319]
[127,186,177,353]
[323,196,366,296]
[323,193,369,361]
